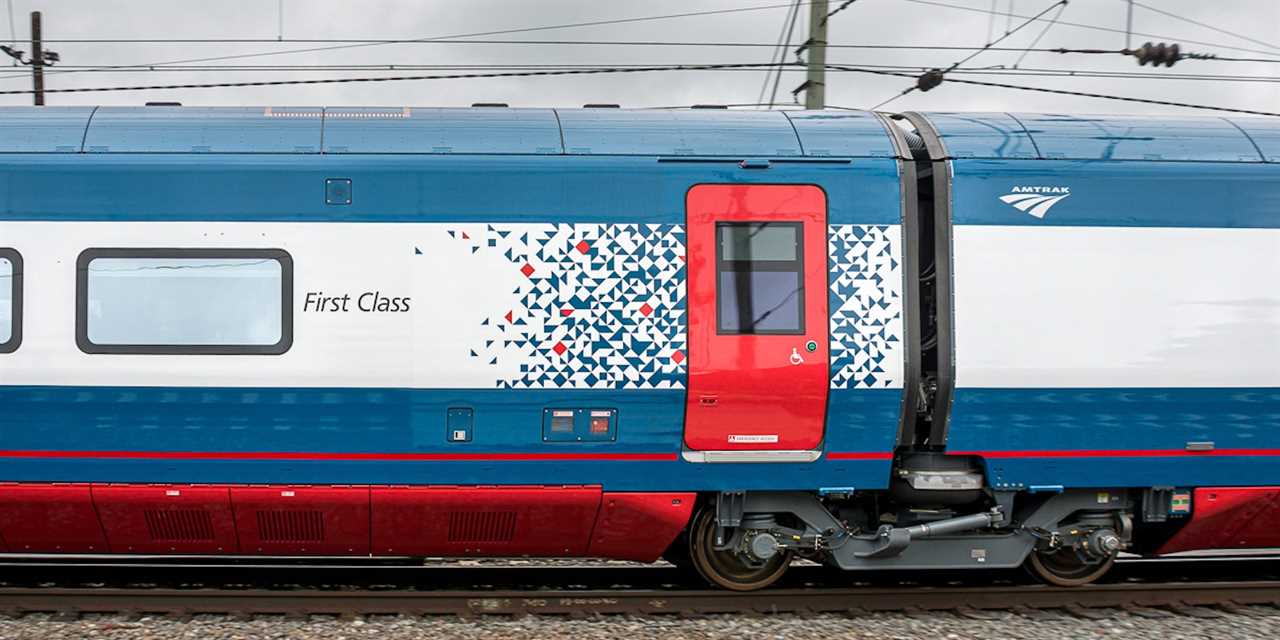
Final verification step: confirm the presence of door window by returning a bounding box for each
[716,222,804,335]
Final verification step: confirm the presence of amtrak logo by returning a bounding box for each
[999,186,1071,219]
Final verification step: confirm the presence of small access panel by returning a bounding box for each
[684,184,829,451]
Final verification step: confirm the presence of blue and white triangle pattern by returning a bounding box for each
[828,225,904,389]
[465,223,687,389]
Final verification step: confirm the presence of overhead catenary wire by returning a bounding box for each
[870,0,1069,110]
[766,0,804,108]
[0,61,1275,118]
[0,62,799,95]
[4,39,1275,61]
[756,0,802,108]
[1127,1,1279,53]
[900,66,1280,83]
[1046,47,1280,64]
[755,1,793,106]
[823,0,859,25]
[827,63,1280,117]
[923,73,1280,117]
[3,1,825,84]
[13,62,1280,84]
[897,0,1280,58]
[9,44,1278,67]
[1011,1,1068,68]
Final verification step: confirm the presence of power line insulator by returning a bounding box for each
[916,69,945,92]
[1133,42,1181,67]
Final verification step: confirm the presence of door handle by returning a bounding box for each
[699,395,719,407]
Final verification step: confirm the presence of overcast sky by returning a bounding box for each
[0,0,1276,117]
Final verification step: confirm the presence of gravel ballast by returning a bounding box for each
[2,609,1279,640]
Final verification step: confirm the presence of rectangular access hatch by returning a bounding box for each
[93,484,239,554]
[370,486,601,556]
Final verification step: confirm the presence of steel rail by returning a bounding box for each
[0,581,1278,617]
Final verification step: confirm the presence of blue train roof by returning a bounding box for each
[84,106,323,153]
[0,106,897,158]
[0,106,97,152]
[322,107,562,155]
[8,107,1268,162]
[920,112,1277,162]
[1230,117,1280,162]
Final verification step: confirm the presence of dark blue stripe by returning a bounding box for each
[0,155,902,226]
[0,385,902,490]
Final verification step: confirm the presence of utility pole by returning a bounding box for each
[30,11,44,105]
[1125,0,1134,49]
[0,10,57,103]
[802,0,828,109]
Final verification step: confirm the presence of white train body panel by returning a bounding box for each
[953,225,1280,389]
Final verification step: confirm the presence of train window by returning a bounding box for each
[716,222,804,335]
[76,248,292,355]
[0,248,20,353]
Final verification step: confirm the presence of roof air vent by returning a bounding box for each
[583,104,620,108]
[471,102,509,108]
[145,102,182,106]
[691,104,728,109]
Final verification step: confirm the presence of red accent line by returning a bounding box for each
[0,450,678,462]
[825,452,894,460]
[950,448,1280,459]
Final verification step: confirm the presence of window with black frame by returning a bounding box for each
[716,222,805,335]
[0,248,21,353]
[76,248,293,355]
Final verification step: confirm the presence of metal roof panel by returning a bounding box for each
[0,107,95,153]
[1229,117,1280,163]
[83,106,322,153]
[1012,113,1262,162]
[557,109,801,156]
[784,110,896,157]
[321,107,563,154]
[921,112,1039,159]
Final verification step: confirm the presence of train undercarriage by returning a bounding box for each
[671,484,1135,591]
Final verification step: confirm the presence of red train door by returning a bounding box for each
[684,184,829,452]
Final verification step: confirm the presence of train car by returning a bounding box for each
[0,105,1275,590]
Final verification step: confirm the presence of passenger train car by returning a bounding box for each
[0,106,1276,590]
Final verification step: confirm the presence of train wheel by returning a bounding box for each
[1025,548,1116,587]
[688,507,791,591]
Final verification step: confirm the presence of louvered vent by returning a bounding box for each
[144,509,215,541]
[256,510,325,542]
[448,511,518,543]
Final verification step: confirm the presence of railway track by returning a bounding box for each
[0,558,1278,618]
[0,581,1279,618]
